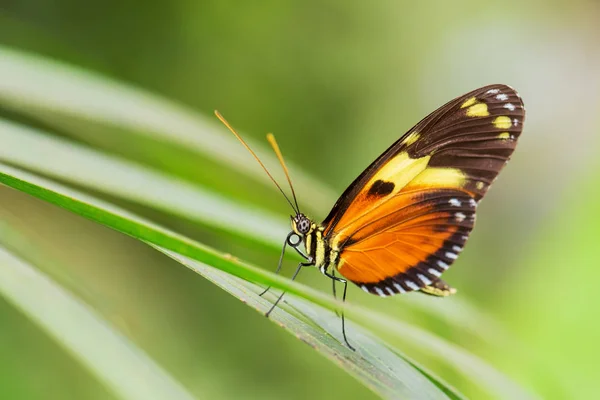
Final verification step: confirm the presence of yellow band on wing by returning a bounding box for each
[405,167,466,190]
[365,152,431,194]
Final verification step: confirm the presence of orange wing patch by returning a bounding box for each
[334,190,476,295]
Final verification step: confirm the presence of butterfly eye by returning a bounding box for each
[300,221,310,234]
[293,214,311,235]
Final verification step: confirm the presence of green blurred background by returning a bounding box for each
[0,1,599,399]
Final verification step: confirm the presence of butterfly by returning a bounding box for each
[216,84,525,350]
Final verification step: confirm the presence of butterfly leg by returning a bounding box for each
[265,261,311,317]
[260,232,306,296]
[323,270,355,351]
[331,269,338,300]
[330,269,340,317]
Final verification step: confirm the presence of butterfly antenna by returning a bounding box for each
[266,133,301,214]
[214,111,298,213]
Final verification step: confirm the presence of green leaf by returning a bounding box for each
[0,162,535,399]
[0,167,454,400]
[0,117,288,249]
[0,245,196,400]
[158,248,454,400]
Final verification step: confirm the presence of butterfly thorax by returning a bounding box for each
[291,214,338,273]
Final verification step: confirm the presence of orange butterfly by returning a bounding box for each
[216,84,525,350]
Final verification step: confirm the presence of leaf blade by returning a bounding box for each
[0,246,197,400]
[158,247,452,400]
[0,162,535,399]
[0,117,288,249]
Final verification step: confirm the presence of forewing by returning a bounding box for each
[323,84,524,237]
[324,84,525,295]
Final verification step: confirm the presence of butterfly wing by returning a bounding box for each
[323,84,525,296]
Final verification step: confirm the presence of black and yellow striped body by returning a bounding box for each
[301,223,339,274]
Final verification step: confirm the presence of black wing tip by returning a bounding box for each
[477,84,525,107]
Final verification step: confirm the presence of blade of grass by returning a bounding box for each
[0,246,197,400]
[158,248,530,400]
[159,248,453,400]
[0,205,447,400]
[284,298,466,400]
[0,162,536,399]
[0,162,314,300]
[0,117,288,249]
[0,45,337,214]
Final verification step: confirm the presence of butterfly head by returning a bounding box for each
[291,213,312,236]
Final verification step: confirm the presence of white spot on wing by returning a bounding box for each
[446,252,458,260]
[405,280,420,291]
[462,235,469,241]
[361,285,369,293]
[513,118,519,127]
[452,245,462,253]
[469,199,477,207]
[438,260,449,270]
[428,268,442,277]
[496,93,508,101]
[375,287,387,297]
[455,212,466,222]
[393,283,406,293]
[486,89,500,94]
[504,103,516,111]
[449,198,461,207]
[417,273,432,285]
[385,286,395,296]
